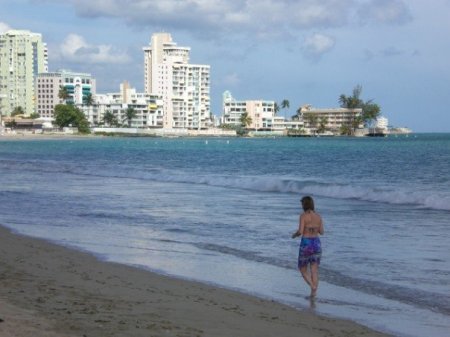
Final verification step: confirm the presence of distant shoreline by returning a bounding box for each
[1,131,446,141]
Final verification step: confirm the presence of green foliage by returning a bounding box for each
[11,106,24,117]
[54,104,90,134]
[239,112,252,128]
[273,102,279,115]
[287,128,307,136]
[102,110,119,127]
[362,102,380,124]
[58,86,70,102]
[220,123,237,130]
[29,112,40,119]
[123,107,137,127]
[339,84,381,127]
[219,123,246,136]
[5,119,17,128]
[339,85,362,109]
[84,93,94,106]
[318,117,328,133]
[281,99,290,110]
[341,124,353,136]
[304,114,318,129]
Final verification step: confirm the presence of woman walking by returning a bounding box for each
[292,196,324,297]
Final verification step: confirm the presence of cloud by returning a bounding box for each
[57,33,130,64]
[0,22,12,33]
[302,33,335,60]
[363,46,419,60]
[381,46,405,57]
[50,0,372,40]
[222,72,241,86]
[357,0,412,25]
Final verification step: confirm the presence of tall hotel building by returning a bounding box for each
[35,70,96,119]
[143,33,210,129]
[0,30,48,116]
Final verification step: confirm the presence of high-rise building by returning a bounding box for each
[0,30,48,116]
[35,70,96,119]
[143,33,211,129]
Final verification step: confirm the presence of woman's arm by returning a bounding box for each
[291,214,304,238]
[319,215,324,235]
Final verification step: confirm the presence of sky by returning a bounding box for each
[1,0,449,132]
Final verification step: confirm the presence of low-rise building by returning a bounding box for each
[81,81,163,128]
[221,91,276,130]
[299,104,363,135]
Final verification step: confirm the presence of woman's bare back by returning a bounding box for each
[301,211,324,237]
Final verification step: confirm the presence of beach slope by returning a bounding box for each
[0,225,389,337]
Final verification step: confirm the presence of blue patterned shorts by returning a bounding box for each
[298,237,322,268]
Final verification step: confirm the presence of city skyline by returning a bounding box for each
[1,0,449,132]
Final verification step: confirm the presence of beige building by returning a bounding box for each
[0,30,48,116]
[143,33,211,129]
[222,91,276,130]
[299,105,363,134]
[35,70,96,119]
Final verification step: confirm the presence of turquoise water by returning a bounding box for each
[0,134,449,336]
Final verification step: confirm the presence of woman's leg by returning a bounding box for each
[310,262,319,296]
[299,265,313,289]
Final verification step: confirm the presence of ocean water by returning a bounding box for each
[0,134,449,337]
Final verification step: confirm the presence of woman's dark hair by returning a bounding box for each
[301,196,315,212]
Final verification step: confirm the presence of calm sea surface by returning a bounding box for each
[0,134,449,337]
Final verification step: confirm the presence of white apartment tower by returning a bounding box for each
[143,33,211,129]
[0,30,48,116]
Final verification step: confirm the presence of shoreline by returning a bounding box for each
[0,225,391,337]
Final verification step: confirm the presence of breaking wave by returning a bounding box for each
[121,171,450,212]
[1,159,449,212]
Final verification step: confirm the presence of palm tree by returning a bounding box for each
[83,92,96,125]
[361,101,380,128]
[123,107,137,127]
[339,85,362,109]
[339,85,381,133]
[58,86,70,103]
[239,112,252,128]
[273,102,280,116]
[318,117,328,134]
[102,110,118,127]
[280,99,290,120]
[304,114,318,135]
[84,93,94,106]
[339,85,363,135]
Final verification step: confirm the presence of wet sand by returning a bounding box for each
[0,225,390,337]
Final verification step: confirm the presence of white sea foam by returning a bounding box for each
[132,172,450,212]
[2,158,449,211]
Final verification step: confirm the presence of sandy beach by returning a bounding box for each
[0,225,391,337]
[0,132,100,141]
